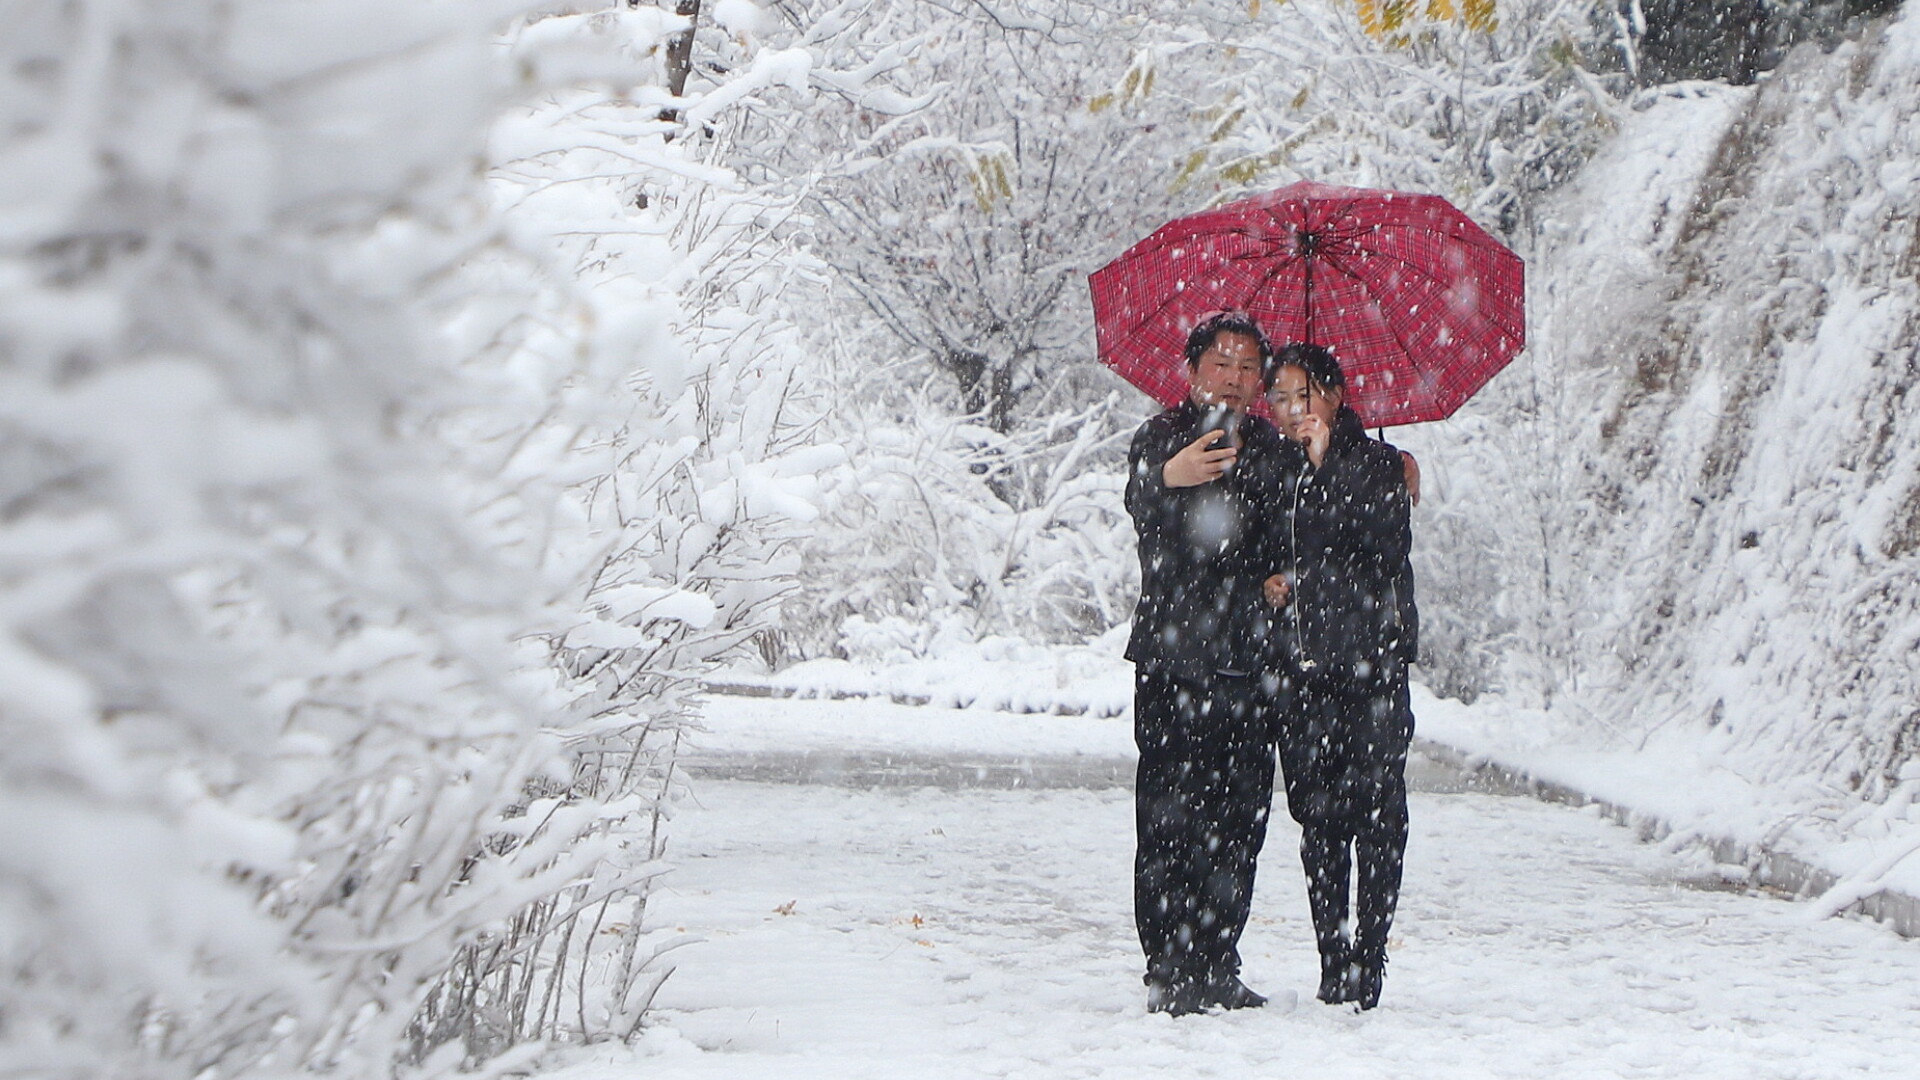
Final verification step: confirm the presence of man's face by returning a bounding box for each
[1187,330,1264,413]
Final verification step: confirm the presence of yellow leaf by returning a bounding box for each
[1088,92,1115,114]
[1357,0,1416,37]
[1220,157,1268,185]
[1357,0,1384,37]
[1209,106,1247,143]
[1430,0,1497,30]
[1170,148,1210,193]
[968,161,994,213]
[1355,0,1493,39]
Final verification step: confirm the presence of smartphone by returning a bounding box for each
[1198,404,1240,477]
[1200,404,1241,451]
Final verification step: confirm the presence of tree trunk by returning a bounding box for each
[945,347,1019,436]
[641,0,701,124]
[1726,0,1763,86]
[664,0,701,99]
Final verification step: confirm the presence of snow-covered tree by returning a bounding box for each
[1170,0,1619,235]
[804,18,1187,438]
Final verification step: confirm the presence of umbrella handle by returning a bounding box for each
[1297,233,1313,342]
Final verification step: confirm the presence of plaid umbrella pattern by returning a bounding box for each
[1088,181,1525,427]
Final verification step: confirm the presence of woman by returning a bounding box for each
[1259,343,1417,1011]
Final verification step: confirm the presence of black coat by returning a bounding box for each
[1259,407,1417,685]
[1124,401,1285,681]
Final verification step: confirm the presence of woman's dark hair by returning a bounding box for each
[1184,310,1276,387]
[1273,341,1345,398]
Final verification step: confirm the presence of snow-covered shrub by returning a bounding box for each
[0,5,547,1074]
[0,1,833,1076]
[766,335,1145,659]
[409,12,838,1058]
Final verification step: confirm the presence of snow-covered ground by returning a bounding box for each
[544,694,1920,1080]
[713,651,1920,916]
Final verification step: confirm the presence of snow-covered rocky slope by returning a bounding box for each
[1402,7,1920,900]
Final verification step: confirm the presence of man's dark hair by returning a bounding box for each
[1184,310,1276,388]
[1273,341,1345,397]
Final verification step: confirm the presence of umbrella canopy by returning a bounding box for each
[1088,180,1525,427]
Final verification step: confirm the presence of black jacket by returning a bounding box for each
[1124,401,1285,681]
[1260,407,1417,685]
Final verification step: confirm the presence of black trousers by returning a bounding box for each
[1133,668,1276,988]
[1274,672,1412,969]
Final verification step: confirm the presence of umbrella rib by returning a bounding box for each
[1108,217,1239,263]
[1317,249,1430,372]
[1105,231,1300,341]
[1116,278,1212,343]
[1253,254,1310,341]
[1331,243,1526,345]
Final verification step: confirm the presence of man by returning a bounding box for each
[1123,311,1284,1016]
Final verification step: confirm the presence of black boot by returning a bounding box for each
[1300,822,1354,1004]
[1343,950,1386,1011]
[1205,973,1268,1010]
[1146,975,1207,1017]
[1315,936,1352,1004]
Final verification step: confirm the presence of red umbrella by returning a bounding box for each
[1088,180,1524,427]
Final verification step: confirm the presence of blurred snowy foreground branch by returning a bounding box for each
[1,1,836,1076]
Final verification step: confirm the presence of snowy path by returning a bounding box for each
[555,699,1920,1079]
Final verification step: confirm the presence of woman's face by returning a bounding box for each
[1269,364,1340,440]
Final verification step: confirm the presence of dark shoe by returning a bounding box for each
[1146,978,1207,1017]
[1345,954,1386,1011]
[1204,974,1268,1010]
[1315,940,1352,1004]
